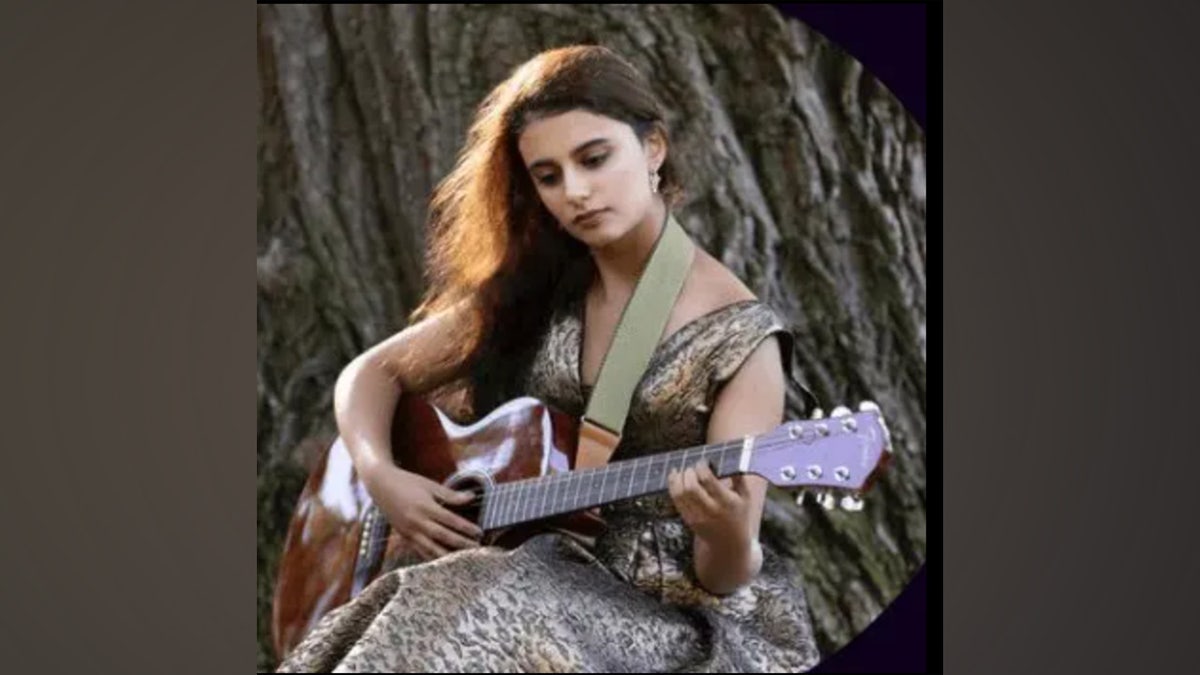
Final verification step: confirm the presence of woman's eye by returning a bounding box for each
[534,154,606,187]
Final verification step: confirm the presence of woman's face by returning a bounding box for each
[516,109,664,248]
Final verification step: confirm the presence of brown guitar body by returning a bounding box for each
[270,394,605,660]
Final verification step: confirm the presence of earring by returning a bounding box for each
[649,169,661,194]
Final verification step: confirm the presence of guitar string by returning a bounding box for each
[469,431,881,528]
[482,431,862,499]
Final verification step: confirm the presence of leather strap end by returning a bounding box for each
[576,417,621,470]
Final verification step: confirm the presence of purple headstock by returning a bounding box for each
[749,401,893,509]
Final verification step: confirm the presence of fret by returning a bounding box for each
[518,479,531,525]
[537,475,548,521]
[491,485,502,529]
[626,458,637,498]
[544,475,558,520]
[497,482,508,528]
[511,482,523,527]
[494,484,506,529]
[502,482,515,528]
[563,473,574,515]
[552,473,568,518]
[558,473,570,515]
[504,481,514,527]
[551,473,566,516]
[491,491,501,530]
[626,460,638,501]
[535,478,546,520]
[639,460,648,497]
[490,491,499,530]
[546,475,559,519]
[490,485,499,529]
[508,482,520,526]
[506,481,517,527]
[480,492,489,530]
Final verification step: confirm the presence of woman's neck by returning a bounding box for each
[588,199,668,302]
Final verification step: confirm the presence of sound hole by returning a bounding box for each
[441,473,489,529]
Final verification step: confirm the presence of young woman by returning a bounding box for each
[278,44,820,673]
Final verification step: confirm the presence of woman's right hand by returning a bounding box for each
[363,463,484,561]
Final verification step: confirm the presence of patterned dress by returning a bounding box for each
[277,294,821,673]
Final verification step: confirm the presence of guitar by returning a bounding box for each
[270,393,892,659]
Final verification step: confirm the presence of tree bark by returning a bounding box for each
[257,4,926,670]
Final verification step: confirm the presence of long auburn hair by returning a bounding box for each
[409,45,685,414]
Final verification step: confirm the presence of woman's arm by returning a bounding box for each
[335,298,480,487]
[333,298,487,559]
[668,334,786,595]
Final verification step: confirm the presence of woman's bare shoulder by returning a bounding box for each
[687,247,759,311]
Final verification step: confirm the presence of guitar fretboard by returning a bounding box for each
[480,438,749,530]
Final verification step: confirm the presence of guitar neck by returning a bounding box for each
[480,436,753,531]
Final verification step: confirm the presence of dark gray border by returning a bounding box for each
[0,3,252,672]
[943,2,1200,674]
[1,2,1198,673]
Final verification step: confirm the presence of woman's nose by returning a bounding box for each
[562,167,591,201]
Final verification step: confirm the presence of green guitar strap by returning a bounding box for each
[576,211,694,469]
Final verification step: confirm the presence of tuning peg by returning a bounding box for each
[831,406,852,418]
[855,400,892,449]
[809,408,825,420]
[817,491,837,510]
[795,490,808,506]
[840,493,865,512]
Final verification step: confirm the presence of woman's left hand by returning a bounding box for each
[667,459,752,546]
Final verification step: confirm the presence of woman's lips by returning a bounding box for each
[574,209,607,227]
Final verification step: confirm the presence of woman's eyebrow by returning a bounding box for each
[527,138,610,171]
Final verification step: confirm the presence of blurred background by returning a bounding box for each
[257,4,926,671]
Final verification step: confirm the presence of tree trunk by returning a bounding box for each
[257,4,925,671]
